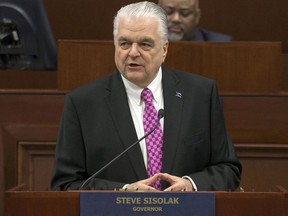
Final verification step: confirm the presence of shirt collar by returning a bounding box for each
[121,67,163,105]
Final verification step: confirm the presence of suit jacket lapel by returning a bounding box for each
[104,71,148,180]
[161,68,184,175]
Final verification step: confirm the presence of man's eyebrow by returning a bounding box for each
[117,36,155,44]
[141,37,154,42]
[118,36,129,42]
[139,37,155,43]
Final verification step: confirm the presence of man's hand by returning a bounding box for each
[126,175,160,191]
[126,173,194,192]
[157,173,193,192]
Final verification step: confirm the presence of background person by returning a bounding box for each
[158,0,232,41]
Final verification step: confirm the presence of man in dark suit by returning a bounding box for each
[158,0,232,41]
[51,1,241,192]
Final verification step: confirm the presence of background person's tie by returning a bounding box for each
[141,88,163,190]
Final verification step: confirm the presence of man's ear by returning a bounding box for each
[162,41,169,62]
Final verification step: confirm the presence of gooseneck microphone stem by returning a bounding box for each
[79,109,164,190]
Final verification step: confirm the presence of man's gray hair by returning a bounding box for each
[113,1,168,43]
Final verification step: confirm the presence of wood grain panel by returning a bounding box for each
[223,95,288,191]
[0,92,64,216]
[165,42,283,94]
[199,0,288,49]
[1,0,288,90]
[57,40,116,91]
[43,0,288,50]
[0,70,57,89]
[57,40,283,94]
[223,96,288,143]
[283,52,288,92]
[235,144,288,191]
[18,141,56,191]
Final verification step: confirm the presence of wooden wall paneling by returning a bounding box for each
[223,96,288,144]
[223,95,288,191]
[0,70,57,90]
[57,40,283,94]
[0,92,64,125]
[1,0,288,90]
[0,92,64,216]
[0,126,17,216]
[18,141,56,191]
[44,0,140,41]
[199,0,288,50]
[283,52,288,93]
[1,0,287,90]
[235,144,288,192]
[2,125,58,190]
[165,41,283,94]
[0,124,59,216]
[43,0,288,50]
[0,129,4,216]
[57,40,116,91]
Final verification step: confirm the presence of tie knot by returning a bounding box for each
[141,88,153,103]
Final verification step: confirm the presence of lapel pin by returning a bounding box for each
[175,92,182,98]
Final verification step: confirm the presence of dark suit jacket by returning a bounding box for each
[51,67,241,191]
[193,28,233,41]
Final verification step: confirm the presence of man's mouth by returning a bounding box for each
[168,24,183,33]
[169,26,182,33]
[128,63,142,70]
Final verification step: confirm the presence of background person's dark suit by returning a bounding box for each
[193,28,233,41]
[51,66,241,191]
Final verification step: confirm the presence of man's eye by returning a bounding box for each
[180,10,193,17]
[164,8,174,16]
[140,42,153,50]
[141,43,151,47]
[120,42,130,49]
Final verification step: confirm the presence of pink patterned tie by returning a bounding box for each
[141,88,163,190]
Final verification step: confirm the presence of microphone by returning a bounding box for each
[79,109,165,190]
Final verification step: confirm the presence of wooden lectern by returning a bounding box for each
[4,185,288,216]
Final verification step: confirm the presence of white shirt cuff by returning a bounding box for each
[182,176,198,191]
[122,184,130,189]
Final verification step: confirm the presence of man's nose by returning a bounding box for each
[170,12,181,22]
[129,44,140,57]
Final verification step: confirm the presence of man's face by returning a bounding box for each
[114,17,168,88]
[159,0,201,41]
